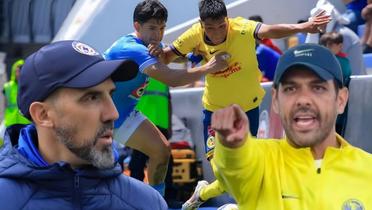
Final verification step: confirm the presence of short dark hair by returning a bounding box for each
[133,0,168,24]
[199,0,227,21]
[248,15,263,23]
[319,32,343,46]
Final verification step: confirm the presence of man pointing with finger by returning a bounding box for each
[211,44,372,209]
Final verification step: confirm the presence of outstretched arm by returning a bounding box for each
[211,105,264,208]
[148,45,180,65]
[257,11,331,39]
[143,52,229,87]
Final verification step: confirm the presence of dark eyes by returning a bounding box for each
[282,85,327,93]
[85,94,99,101]
[313,85,327,92]
[149,27,165,31]
[283,86,295,93]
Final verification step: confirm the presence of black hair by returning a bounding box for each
[248,15,263,23]
[133,0,168,24]
[199,0,227,21]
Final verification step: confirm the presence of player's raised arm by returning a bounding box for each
[257,10,331,39]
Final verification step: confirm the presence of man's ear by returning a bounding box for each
[199,20,204,29]
[337,87,349,115]
[29,102,54,127]
[271,88,280,114]
[134,21,141,32]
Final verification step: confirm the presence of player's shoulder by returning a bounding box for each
[185,22,203,35]
[229,17,258,34]
[106,34,150,58]
[111,34,146,50]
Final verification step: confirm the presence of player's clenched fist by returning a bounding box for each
[211,104,250,148]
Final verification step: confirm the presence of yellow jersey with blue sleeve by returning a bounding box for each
[171,17,265,112]
[212,134,372,210]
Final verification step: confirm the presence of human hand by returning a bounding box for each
[305,10,331,33]
[211,104,249,148]
[205,52,230,74]
[148,43,165,62]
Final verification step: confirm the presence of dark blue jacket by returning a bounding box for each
[0,124,167,210]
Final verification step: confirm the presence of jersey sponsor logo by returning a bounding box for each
[342,199,364,210]
[212,62,242,78]
[129,79,149,100]
[293,49,314,57]
[72,41,99,56]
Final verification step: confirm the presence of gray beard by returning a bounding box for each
[55,123,115,169]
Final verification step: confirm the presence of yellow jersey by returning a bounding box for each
[172,17,265,112]
[212,134,372,210]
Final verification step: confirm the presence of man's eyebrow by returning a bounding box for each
[280,80,296,85]
[309,79,327,85]
[280,78,326,85]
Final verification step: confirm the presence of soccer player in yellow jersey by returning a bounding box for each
[211,44,372,209]
[155,0,329,208]
[161,0,330,159]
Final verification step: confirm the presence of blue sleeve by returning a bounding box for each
[186,53,203,64]
[104,40,158,73]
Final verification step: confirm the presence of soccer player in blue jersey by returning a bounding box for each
[104,0,228,195]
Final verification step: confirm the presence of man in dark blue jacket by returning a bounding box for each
[0,40,167,210]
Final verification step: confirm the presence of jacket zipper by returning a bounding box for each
[317,168,321,174]
[74,174,80,210]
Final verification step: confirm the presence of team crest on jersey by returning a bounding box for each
[206,126,216,149]
[342,199,364,210]
[72,41,99,56]
[206,136,215,150]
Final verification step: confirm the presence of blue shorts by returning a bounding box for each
[203,107,259,159]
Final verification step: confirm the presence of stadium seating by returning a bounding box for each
[344,75,372,153]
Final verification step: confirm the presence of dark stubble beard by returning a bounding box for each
[55,122,115,169]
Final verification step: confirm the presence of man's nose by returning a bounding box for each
[102,97,119,122]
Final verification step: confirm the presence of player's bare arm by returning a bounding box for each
[257,11,331,39]
[143,52,229,87]
[148,46,178,65]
